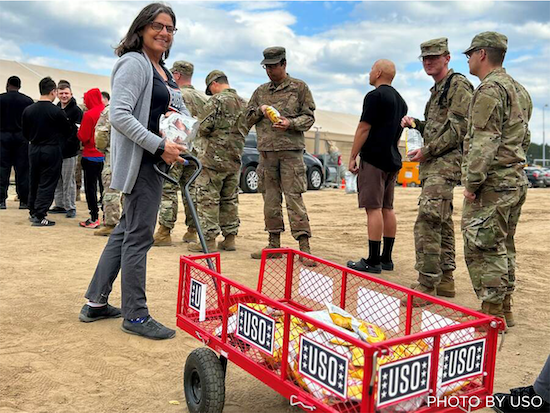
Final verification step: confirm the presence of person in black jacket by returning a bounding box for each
[50,80,83,218]
[0,76,34,209]
[22,77,71,226]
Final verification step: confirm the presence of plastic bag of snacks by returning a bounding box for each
[265,106,281,124]
[159,112,199,150]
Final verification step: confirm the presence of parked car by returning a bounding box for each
[240,132,324,193]
[525,167,546,188]
[541,168,550,187]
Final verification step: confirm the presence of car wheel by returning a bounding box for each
[241,165,258,193]
[307,167,323,190]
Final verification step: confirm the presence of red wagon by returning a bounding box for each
[177,249,505,413]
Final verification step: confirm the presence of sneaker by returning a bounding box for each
[79,218,100,229]
[0,201,5,209]
[49,206,67,214]
[32,218,55,227]
[19,202,28,210]
[66,209,76,218]
[79,303,122,323]
[493,385,549,412]
[121,316,176,340]
[347,258,382,274]
[29,214,39,223]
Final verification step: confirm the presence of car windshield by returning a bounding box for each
[245,133,257,148]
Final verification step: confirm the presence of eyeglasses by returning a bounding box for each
[466,48,481,60]
[419,54,446,62]
[149,22,177,34]
[261,63,280,70]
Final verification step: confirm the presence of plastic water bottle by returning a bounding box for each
[406,128,423,154]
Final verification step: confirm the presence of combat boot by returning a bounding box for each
[188,238,218,253]
[153,225,172,247]
[251,232,281,259]
[94,225,116,237]
[298,235,317,267]
[503,294,515,327]
[481,301,507,331]
[182,227,198,243]
[436,270,456,298]
[219,234,236,251]
[401,281,435,307]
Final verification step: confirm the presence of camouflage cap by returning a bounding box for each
[464,31,508,54]
[205,69,226,95]
[420,38,449,57]
[261,46,286,65]
[170,61,194,76]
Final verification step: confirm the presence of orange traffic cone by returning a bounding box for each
[340,178,346,189]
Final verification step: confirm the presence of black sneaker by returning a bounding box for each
[49,206,67,214]
[0,201,6,209]
[32,218,55,226]
[29,214,39,223]
[347,258,382,274]
[19,202,28,210]
[381,260,394,271]
[121,316,176,340]
[493,385,549,412]
[66,209,76,218]
[79,303,122,323]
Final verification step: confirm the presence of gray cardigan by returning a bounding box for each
[109,51,162,194]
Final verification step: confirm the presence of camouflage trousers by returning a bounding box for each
[195,167,240,241]
[414,176,457,287]
[101,165,122,226]
[158,161,197,230]
[461,186,527,304]
[259,150,311,240]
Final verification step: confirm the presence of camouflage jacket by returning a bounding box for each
[198,88,247,172]
[180,85,208,118]
[95,105,111,165]
[414,70,473,181]
[462,68,532,193]
[246,75,315,152]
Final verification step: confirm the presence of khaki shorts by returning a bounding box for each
[357,161,398,209]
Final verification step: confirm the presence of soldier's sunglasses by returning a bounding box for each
[262,63,281,70]
[466,48,482,60]
[149,22,177,34]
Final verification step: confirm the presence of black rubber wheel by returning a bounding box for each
[184,348,226,413]
[307,167,323,190]
[241,165,258,193]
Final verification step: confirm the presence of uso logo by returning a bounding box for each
[377,353,431,407]
[441,338,486,385]
[298,335,349,399]
[235,304,275,355]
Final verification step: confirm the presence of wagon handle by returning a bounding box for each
[290,395,315,411]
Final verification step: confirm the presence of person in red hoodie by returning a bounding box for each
[78,88,105,228]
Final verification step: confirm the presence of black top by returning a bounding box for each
[0,90,34,132]
[58,97,83,158]
[22,101,72,146]
[148,65,181,136]
[359,85,408,172]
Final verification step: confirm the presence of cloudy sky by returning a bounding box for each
[1,1,549,143]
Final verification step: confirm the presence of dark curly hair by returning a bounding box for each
[115,3,176,61]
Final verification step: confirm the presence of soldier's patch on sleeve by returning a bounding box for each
[472,92,498,130]
[449,81,472,118]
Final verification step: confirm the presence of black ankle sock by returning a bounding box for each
[381,237,395,263]
[367,240,381,265]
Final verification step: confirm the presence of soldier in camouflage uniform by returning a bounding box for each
[246,47,316,264]
[461,32,532,326]
[401,38,473,302]
[93,104,122,236]
[153,61,208,246]
[187,70,247,252]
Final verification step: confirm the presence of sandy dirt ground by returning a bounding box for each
[1,186,549,413]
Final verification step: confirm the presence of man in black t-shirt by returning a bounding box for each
[0,76,34,209]
[22,77,71,226]
[347,59,407,274]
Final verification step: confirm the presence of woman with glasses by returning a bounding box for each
[79,3,188,340]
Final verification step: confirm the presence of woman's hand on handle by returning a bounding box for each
[161,139,185,165]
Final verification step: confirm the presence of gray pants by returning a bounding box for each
[84,154,162,319]
[54,156,77,211]
[534,355,550,403]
